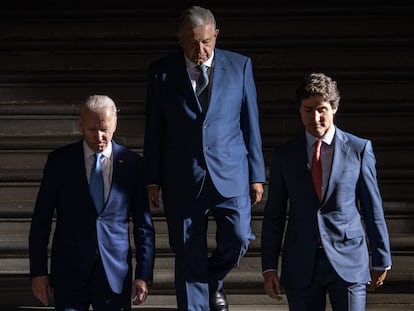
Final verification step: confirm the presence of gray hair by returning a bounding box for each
[80,95,118,119]
[178,6,217,31]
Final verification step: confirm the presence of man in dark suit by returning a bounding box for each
[144,6,266,311]
[29,95,155,310]
[261,73,392,310]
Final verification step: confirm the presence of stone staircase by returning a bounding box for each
[0,2,414,310]
[1,198,413,309]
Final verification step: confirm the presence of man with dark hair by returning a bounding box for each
[261,73,392,311]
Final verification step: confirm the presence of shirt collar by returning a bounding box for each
[83,140,112,160]
[305,126,336,148]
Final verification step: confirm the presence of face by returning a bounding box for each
[178,21,219,65]
[80,107,117,152]
[299,95,337,138]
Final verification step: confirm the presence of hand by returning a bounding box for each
[367,269,387,292]
[250,183,264,206]
[263,271,283,301]
[31,275,52,306]
[131,279,149,305]
[147,185,160,210]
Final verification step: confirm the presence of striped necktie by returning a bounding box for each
[196,64,209,111]
[196,64,209,96]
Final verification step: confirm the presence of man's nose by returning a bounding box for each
[196,42,204,51]
[96,130,105,139]
[313,110,321,122]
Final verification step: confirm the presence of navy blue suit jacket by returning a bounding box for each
[144,48,266,201]
[29,140,155,294]
[261,127,392,289]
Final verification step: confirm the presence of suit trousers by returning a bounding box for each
[285,249,366,311]
[53,255,132,311]
[164,175,253,311]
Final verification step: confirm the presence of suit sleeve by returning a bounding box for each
[240,57,266,184]
[132,156,155,282]
[357,140,392,268]
[261,146,288,272]
[29,153,58,277]
[143,62,164,186]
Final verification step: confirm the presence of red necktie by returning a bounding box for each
[311,139,322,201]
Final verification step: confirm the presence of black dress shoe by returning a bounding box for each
[209,290,228,311]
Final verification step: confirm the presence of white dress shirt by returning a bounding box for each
[305,126,335,199]
[185,52,214,93]
[83,140,113,203]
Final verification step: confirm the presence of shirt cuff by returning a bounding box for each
[372,266,391,271]
[262,269,277,275]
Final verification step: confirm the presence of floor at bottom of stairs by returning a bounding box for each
[8,293,414,311]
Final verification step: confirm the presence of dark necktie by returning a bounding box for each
[196,64,209,95]
[311,139,323,201]
[90,153,104,213]
[195,64,209,110]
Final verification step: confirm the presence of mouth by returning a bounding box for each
[315,123,325,128]
[194,55,206,63]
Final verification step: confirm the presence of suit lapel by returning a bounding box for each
[178,54,204,114]
[107,142,122,204]
[160,52,200,114]
[173,50,225,115]
[178,56,196,101]
[296,134,320,202]
[207,49,225,115]
[75,141,97,211]
[324,129,350,202]
[77,141,89,187]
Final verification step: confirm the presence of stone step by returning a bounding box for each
[1,186,413,218]
[1,167,413,200]
[1,201,413,227]
[0,170,412,214]
[1,216,413,253]
[1,147,413,171]
[1,186,413,214]
[2,252,413,292]
[0,230,414,259]
[9,208,414,230]
[2,292,414,310]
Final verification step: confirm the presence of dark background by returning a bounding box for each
[0,1,413,308]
